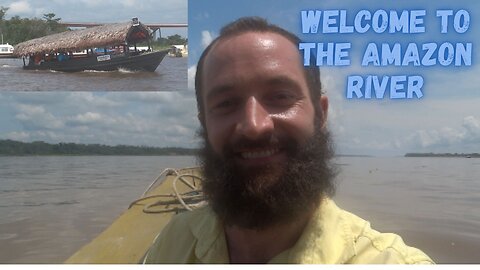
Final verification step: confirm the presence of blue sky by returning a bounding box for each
[0,92,199,148]
[1,0,187,37]
[188,0,480,156]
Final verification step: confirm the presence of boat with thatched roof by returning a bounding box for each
[14,18,168,72]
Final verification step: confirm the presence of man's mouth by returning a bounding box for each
[239,147,280,159]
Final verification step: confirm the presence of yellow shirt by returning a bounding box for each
[143,199,434,264]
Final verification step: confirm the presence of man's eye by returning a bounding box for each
[273,93,294,100]
[266,92,298,106]
[217,100,233,108]
[210,98,239,114]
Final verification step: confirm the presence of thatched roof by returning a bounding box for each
[14,21,152,56]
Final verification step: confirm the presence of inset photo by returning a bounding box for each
[0,0,187,91]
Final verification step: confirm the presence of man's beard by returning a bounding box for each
[197,119,337,230]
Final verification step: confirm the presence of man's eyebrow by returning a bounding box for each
[206,85,235,101]
[266,76,303,89]
[205,76,303,101]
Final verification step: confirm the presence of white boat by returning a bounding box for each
[0,43,15,58]
[168,44,188,57]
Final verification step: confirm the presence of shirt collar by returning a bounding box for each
[282,198,357,263]
[189,207,229,263]
[187,198,356,264]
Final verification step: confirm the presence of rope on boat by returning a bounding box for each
[128,168,207,213]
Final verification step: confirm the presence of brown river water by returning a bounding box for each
[0,56,187,91]
[0,156,478,263]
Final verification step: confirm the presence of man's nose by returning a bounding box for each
[235,97,274,140]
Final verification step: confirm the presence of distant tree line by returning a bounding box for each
[0,7,187,47]
[147,34,187,50]
[405,152,479,158]
[0,7,68,45]
[0,139,197,156]
[155,34,187,46]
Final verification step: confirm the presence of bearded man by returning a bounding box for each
[144,17,433,264]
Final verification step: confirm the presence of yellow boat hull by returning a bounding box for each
[65,167,203,264]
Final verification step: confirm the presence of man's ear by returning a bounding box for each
[316,95,329,128]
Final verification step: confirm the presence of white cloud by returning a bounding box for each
[462,116,480,140]
[6,131,30,141]
[188,64,197,90]
[404,116,480,151]
[69,112,103,124]
[15,104,46,116]
[32,7,46,17]
[124,91,183,104]
[15,104,64,130]
[0,92,200,148]
[201,30,214,49]
[8,1,32,15]
[408,129,455,148]
[78,0,102,7]
[122,0,137,8]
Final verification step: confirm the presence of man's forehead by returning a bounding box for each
[207,31,299,61]
[198,30,313,104]
[201,31,304,86]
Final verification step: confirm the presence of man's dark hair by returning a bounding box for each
[195,16,322,121]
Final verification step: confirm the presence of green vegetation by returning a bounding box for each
[155,34,187,46]
[0,139,197,156]
[0,7,68,45]
[405,152,479,158]
[141,34,187,50]
[0,7,187,47]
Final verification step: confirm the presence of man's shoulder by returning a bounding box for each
[327,200,434,264]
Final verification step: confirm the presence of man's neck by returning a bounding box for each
[224,211,313,263]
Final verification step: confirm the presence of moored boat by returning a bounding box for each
[14,18,168,72]
[0,43,15,58]
[168,44,188,57]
